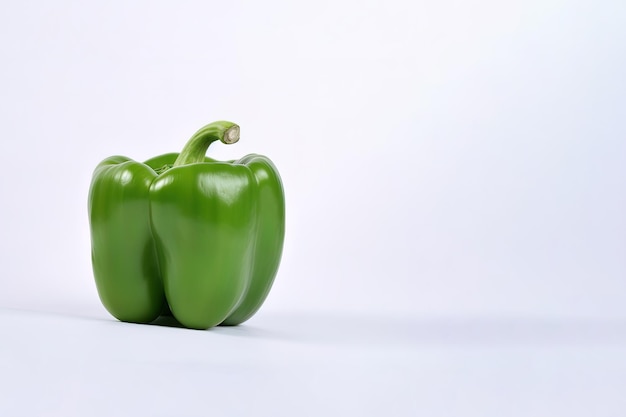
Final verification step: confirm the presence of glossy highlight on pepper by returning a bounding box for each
[88,121,285,329]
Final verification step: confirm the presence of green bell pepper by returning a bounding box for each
[88,121,285,329]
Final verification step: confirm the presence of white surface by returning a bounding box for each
[2,307,626,417]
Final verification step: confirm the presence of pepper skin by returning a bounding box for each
[88,121,285,329]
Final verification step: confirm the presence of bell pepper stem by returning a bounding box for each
[173,121,240,167]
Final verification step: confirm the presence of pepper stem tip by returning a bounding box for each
[224,125,240,144]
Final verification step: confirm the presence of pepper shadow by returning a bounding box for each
[148,314,290,340]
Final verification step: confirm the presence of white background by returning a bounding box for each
[1,1,625,416]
